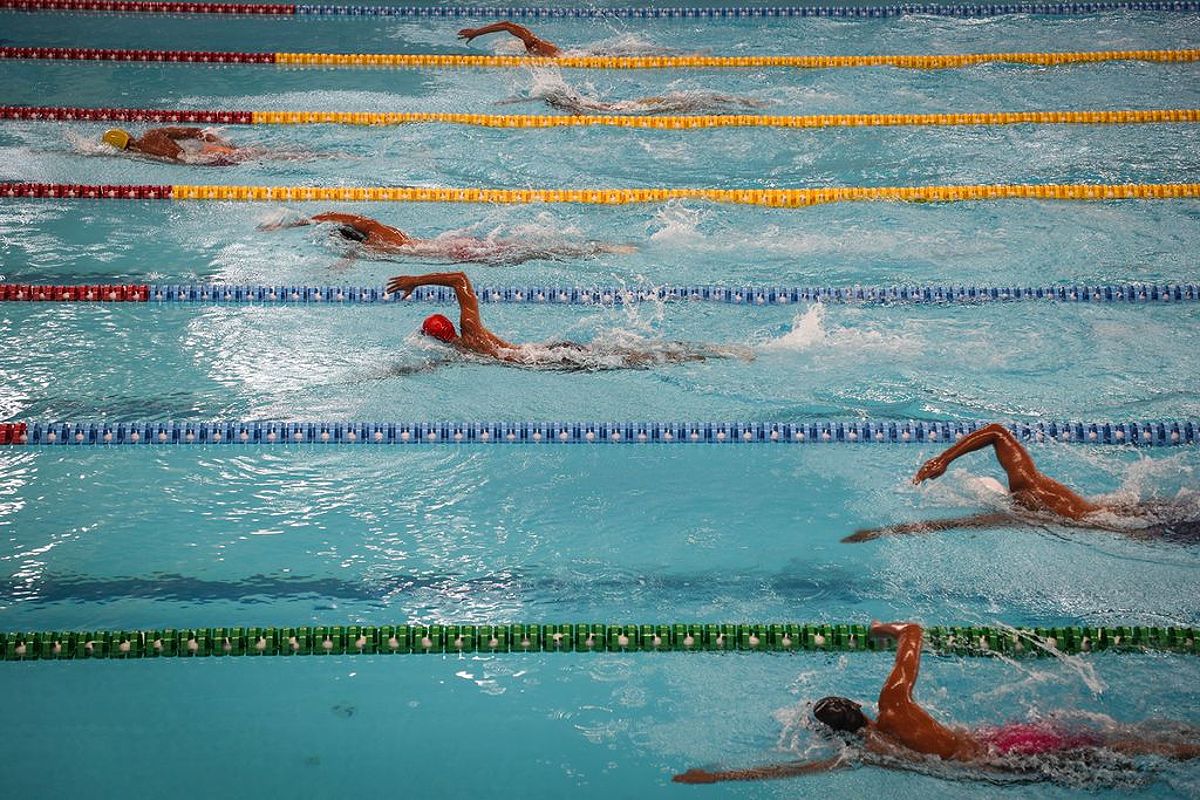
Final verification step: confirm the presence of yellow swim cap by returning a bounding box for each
[102,128,132,150]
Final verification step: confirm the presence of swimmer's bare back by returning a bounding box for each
[131,127,231,163]
[457,21,561,56]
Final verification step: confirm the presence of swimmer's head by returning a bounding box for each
[335,224,368,243]
[421,313,457,343]
[102,128,132,150]
[813,696,868,734]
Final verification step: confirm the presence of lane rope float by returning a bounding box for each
[1,420,1196,446]
[3,182,1198,206]
[6,105,1200,130]
[2,1,1199,18]
[1,283,1197,305]
[0,624,1194,661]
[2,45,1198,70]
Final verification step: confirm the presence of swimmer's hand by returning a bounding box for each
[457,27,483,42]
[913,456,948,484]
[672,769,720,784]
[842,527,888,543]
[385,274,420,299]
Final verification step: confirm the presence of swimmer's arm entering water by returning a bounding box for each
[914,423,1098,519]
[385,271,513,355]
[457,21,561,56]
[257,212,411,246]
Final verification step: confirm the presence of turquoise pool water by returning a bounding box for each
[1,2,1199,797]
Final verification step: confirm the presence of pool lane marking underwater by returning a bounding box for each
[8,106,1200,129]
[2,420,1196,446]
[4,182,1199,205]
[3,0,1199,18]
[3,45,1199,69]
[1,624,1196,661]
[3,283,1198,305]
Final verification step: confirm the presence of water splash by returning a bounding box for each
[647,201,706,245]
[520,69,766,115]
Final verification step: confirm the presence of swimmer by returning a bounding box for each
[259,212,634,266]
[457,21,562,56]
[673,621,1200,785]
[844,423,1200,542]
[386,270,748,369]
[100,127,240,165]
[507,82,769,116]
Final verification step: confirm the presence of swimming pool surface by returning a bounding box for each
[1,1,1198,797]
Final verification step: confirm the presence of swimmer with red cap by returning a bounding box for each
[388,270,744,369]
[101,127,239,165]
[673,621,1200,785]
[262,212,633,266]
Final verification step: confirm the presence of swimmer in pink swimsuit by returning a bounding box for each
[674,622,1200,785]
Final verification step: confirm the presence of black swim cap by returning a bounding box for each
[813,696,868,733]
[335,224,368,243]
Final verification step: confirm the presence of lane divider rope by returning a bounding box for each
[1,624,1194,661]
[3,1,1199,18]
[4,182,1198,206]
[6,105,1200,129]
[3,45,1198,70]
[2,283,1197,305]
[2,420,1196,446]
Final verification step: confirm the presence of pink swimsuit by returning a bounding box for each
[978,722,1101,756]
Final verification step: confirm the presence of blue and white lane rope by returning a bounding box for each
[15,420,1200,446]
[293,3,1200,18]
[113,283,1200,305]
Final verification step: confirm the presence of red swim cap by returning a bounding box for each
[421,313,457,343]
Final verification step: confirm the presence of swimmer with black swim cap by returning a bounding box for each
[673,621,1200,785]
[101,126,239,164]
[844,423,1199,542]
[261,212,633,266]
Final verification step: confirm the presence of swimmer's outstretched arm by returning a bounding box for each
[457,21,561,56]
[257,213,407,243]
[843,512,1016,543]
[672,757,846,784]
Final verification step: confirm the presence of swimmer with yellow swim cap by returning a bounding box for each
[101,126,239,165]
